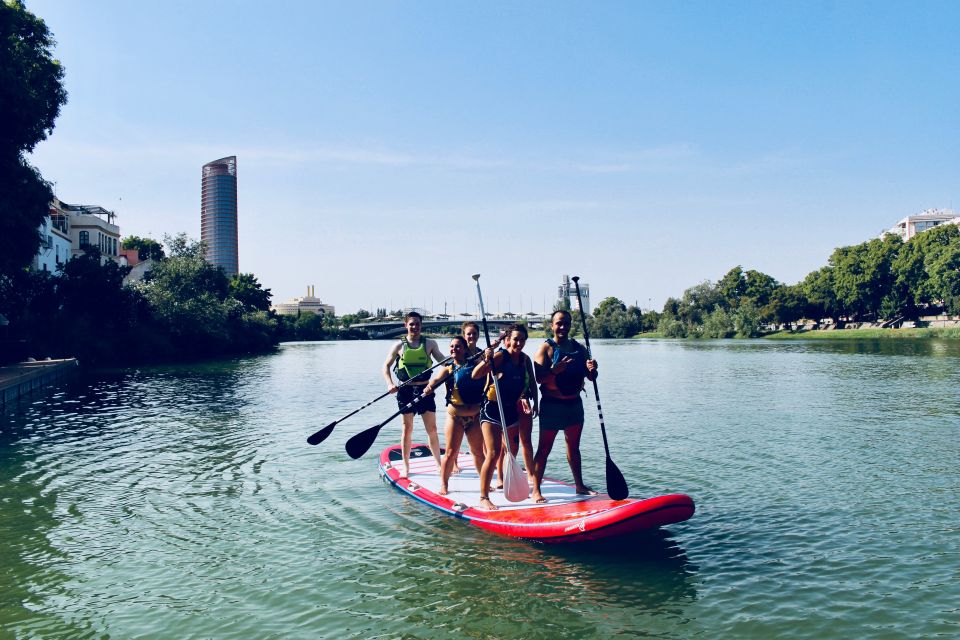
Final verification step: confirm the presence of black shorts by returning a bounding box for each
[539,396,584,431]
[480,399,519,429]
[397,384,436,415]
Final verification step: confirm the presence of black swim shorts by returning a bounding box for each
[397,384,436,415]
[539,396,584,431]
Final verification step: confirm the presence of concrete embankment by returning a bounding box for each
[0,359,78,409]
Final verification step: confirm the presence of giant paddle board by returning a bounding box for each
[378,444,694,543]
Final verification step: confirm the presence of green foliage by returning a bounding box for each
[0,1,67,279]
[702,307,735,338]
[1,0,67,153]
[802,266,841,322]
[829,235,901,320]
[230,273,272,312]
[657,316,687,338]
[590,296,642,338]
[294,311,326,340]
[121,235,165,261]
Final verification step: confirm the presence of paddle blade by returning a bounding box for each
[344,424,383,459]
[306,422,336,446]
[605,456,629,500]
[502,453,530,502]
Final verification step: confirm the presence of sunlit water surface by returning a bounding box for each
[1,339,958,639]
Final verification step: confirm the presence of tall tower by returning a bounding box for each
[201,156,238,277]
[558,274,590,313]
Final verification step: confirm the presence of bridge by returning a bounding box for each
[351,315,547,339]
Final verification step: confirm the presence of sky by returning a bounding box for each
[26,1,960,315]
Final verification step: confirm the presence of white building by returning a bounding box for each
[272,286,335,317]
[32,207,73,274]
[31,199,123,274]
[882,208,960,241]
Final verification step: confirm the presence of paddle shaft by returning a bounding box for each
[473,278,515,457]
[308,349,458,445]
[572,276,628,500]
[570,278,612,455]
[344,350,487,458]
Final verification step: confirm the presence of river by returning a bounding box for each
[1,338,958,639]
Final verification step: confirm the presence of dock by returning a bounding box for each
[0,358,79,409]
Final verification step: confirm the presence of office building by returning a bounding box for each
[201,156,239,277]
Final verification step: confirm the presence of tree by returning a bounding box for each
[295,311,326,340]
[230,273,271,311]
[717,266,746,310]
[762,284,808,328]
[829,236,900,320]
[678,281,721,328]
[743,270,779,309]
[918,225,960,314]
[0,0,68,278]
[135,235,233,352]
[121,235,165,261]
[802,266,841,323]
[591,296,640,338]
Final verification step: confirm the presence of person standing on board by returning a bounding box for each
[383,311,447,477]
[422,336,487,495]
[471,323,537,510]
[461,321,483,357]
[532,310,598,503]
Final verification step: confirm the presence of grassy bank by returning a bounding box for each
[764,327,960,340]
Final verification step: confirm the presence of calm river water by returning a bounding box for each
[1,339,958,639]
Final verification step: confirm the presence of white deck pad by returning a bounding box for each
[400,449,595,511]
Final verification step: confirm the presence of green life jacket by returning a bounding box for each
[394,336,431,382]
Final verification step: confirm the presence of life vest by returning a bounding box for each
[446,361,486,406]
[394,337,431,382]
[545,338,587,395]
[485,348,530,405]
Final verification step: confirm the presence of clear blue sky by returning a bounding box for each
[27,1,959,314]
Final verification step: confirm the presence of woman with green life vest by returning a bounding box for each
[382,311,447,478]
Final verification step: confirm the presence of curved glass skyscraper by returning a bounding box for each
[201,156,239,277]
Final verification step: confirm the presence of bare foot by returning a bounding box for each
[495,483,504,491]
[452,465,461,475]
[439,484,448,495]
[400,465,410,479]
[575,485,598,496]
[478,496,498,511]
[532,490,547,504]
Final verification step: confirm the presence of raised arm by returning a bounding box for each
[422,366,450,396]
[471,348,501,379]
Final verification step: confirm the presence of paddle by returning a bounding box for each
[342,349,489,458]
[571,276,629,500]
[473,274,530,503]
[344,390,434,459]
[307,353,457,446]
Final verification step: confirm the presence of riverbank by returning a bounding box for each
[765,327,960,340]
[0,358,78,409]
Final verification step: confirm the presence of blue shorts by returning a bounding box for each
[480,399,519,430]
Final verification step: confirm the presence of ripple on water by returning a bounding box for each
[1,340,959,638]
